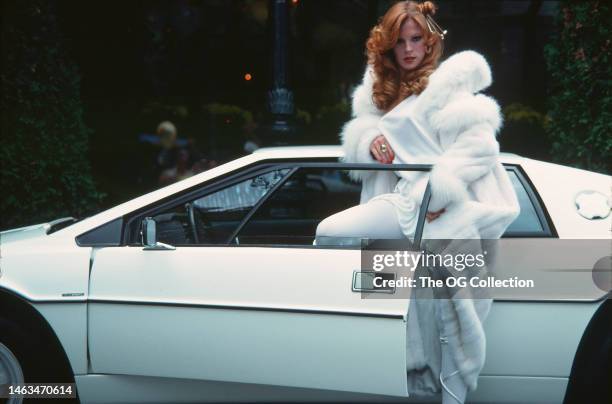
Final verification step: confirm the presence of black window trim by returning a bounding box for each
[230,162,432,248]
[121,158,346,245]
[230,163,557,246]
[504,164,557,238]
[75,160,292,247]
[225,166,298,244]
[121,161,431,247]
[122,162,294,245]
[109,160,556,248]
[76,217,123,247]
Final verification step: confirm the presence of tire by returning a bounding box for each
[563,299,612,404]
[0,317,78,404]
[0,341,24,404]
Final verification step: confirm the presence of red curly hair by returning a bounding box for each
[366,1,444,111]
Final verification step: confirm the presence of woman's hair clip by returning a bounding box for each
[425,14,447,40]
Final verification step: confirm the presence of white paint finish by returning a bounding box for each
[252,145,344,157]
[0,236,90,302]
[488,239,610,301]
[73,373,567,403]
[89,247,409,316]
[32,303,88,375]
[88,246,411,396]
[89,305,407,396]
[468,375,568,404]
[0,233,89,376]
[0,218,76,244]
[521,158,612,238]
[482,301,600,377]
[0,223,49,243]
[73,373,411,404]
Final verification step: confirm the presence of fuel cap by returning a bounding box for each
[575,191,611,220]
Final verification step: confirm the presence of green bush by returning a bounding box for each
[204,103,254,127]
[1,1,102,229]
[202,103,254,154]
[500,103,552,161]
[310,101,351,145]
[503,103,550,128]
[543,1,611,173]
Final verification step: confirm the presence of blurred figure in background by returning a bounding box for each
[155,120,214,185]
[242,119,261,154]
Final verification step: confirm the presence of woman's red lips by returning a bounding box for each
[404,57,415,62]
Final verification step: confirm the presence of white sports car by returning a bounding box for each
[0,146,610,403]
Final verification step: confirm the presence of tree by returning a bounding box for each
[1,0,102,229]
[543,1,611,173]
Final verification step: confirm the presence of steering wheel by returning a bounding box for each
[185,202,199,244]
[185,202,214,244]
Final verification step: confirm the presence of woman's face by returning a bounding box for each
[393,18,427,71]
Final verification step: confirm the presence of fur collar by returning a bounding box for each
[351,50,502,135]
[416,50,492,109]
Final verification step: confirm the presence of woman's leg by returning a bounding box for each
[316,199,404,240]
[440,338,468,404]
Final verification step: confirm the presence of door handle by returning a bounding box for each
[352,271,395,293]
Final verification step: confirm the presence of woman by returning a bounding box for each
[316,1,520,403]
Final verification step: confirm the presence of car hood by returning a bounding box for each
[0,217,76,244]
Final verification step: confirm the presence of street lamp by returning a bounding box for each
[267,0,295,143]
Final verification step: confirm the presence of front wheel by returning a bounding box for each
[0,341,24,404]
[0,318,77,404]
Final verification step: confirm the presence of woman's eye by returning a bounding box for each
[412,36,422,42]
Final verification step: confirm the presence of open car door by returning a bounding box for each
[87,164,419,397]
[88,245,412,396]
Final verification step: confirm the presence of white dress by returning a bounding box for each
[368,180,419,238]
[366,94,426,239]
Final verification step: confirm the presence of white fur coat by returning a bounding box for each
[341,50,520,238]
[340,51,520,394]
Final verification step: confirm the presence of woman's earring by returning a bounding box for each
[426,46,432,54]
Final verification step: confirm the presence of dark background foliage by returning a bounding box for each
[1,1,103,229]
[544,0,611,173]
[1,0,610,230]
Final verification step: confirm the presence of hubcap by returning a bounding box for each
[0,342,24,404]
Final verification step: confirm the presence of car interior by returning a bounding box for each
[149,164,551,248]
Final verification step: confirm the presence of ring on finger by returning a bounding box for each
[380,143,387,153]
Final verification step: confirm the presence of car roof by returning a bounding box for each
[252,145,526,164]
[59,145,527,237]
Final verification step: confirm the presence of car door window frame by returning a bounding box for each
[231,162,432,249]
[120,161,556,248]
[502,165,557,238]
[121,161,429,248]
[224,167,298,244]
[231,163,557,247]
[122,162,291,245]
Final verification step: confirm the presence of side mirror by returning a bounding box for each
[141,217,175,251]
[143,217,157,247]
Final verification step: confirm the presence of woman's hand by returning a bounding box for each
[426,208,445,222]
[370,135,395,164]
